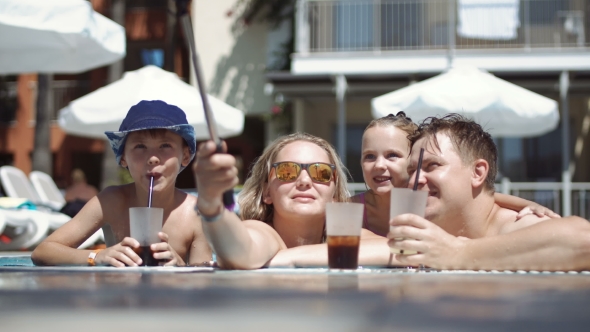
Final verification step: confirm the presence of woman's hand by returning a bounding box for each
[151,232,184,266]
[193,140,238,215]
[95,237,142,267]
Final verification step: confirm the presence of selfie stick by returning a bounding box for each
[176,0,235,209]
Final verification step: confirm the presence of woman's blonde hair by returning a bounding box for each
[239,132,350,225]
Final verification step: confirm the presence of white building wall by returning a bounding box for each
[192,0,273,115]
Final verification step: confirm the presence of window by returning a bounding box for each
[141,49,165,68]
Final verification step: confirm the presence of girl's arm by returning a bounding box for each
[494,193,560,219]
[194,141,285,270]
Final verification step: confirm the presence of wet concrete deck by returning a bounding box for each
[1,255,589,331]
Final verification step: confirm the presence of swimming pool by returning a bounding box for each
[0,254,33,266]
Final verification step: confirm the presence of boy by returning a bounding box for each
[32,100,211,266]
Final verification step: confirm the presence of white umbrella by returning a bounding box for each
[58,65,245,140]
[0,0,125,177]
[0,0,125,74]
[372,65,559,137]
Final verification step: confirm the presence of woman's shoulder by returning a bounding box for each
[242,219,287,249]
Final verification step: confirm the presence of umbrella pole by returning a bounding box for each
[560,71,571,217]
[32,74,53,175]
[101,0,126,190]
[335,74,347,166]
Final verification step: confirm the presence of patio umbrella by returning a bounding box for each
[0,0,125,175]
[0,0,125,74]
[371,65,559,137]
[57,65,245,140]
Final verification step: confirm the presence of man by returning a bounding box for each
[388,114,590,271]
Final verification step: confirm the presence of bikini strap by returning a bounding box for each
[359,192,368,229]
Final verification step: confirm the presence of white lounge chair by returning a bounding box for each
[0,166,101,249]
[29,171,67,211]
[0,166,70,229]
[29,170,104,249]
[0,209,6,236]
[0,209,50,250]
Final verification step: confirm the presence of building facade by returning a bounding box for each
[266,0,590,185]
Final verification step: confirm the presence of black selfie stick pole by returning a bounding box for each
[176,0,234,209]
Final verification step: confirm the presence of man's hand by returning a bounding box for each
[387,213,468,269]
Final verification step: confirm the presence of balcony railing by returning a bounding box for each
[348,180,590,219]
[297,0,588,54]
[50,80,91,120]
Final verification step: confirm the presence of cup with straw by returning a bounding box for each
[129,176,164,266]
[389,148,428,255]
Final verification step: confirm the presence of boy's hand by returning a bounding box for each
[95,237,142,267]
[151,232,184,266]
[193,140,238,214]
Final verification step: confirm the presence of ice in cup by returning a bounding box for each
[389,188,428,255]
[129,207,164,266]
[325,202,364,269]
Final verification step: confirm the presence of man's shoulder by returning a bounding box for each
[493,205,550,235]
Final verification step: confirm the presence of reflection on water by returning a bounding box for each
[1,267,590,302]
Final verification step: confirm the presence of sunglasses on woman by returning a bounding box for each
[271,161,336,183]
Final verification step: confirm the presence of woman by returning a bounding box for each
[352,112,559,237]
[194,132,390,269]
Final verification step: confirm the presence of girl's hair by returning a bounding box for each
[239,132,350,225]
[364,111,417,137]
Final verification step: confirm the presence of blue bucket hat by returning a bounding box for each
[104,100,197,172]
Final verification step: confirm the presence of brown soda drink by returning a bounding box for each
[327,235,360,269]
[133,246,164,266]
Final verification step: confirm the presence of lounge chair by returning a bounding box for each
[29,171,68,211]
[0,209,5,236]
[0,166,102,249]
[29,170,104,249]
[0,209,50,250]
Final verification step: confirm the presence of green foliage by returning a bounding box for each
[119,168,134,185]
[230,0,295,28]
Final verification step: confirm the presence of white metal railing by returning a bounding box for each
[50,80,91,120]
[347,180,590,219]
[297,0,588,54]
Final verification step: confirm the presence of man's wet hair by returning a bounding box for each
[408,113,497,192]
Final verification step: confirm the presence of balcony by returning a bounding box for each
[293,0,590,74]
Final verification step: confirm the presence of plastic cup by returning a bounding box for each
[389,188,428,255]
[129,207,163,266]
[325,202,364,269]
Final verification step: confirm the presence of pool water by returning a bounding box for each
[0,255,34,266]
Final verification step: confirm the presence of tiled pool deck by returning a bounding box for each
[1,252,589,331]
